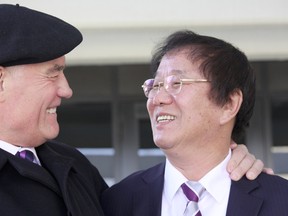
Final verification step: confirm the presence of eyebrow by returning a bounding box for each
[47,64,66,74]
[52,64,66,72]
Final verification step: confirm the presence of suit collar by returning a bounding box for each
[226,177,263,216]
[36,142,74,171]
[0,141,77,197]
[131,162,165,216]
[0,148,62,195]
[141,162,165,184]
[36,142,75,189]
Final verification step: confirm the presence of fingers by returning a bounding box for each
[229,151,257,181]
[263,167,274,175]
[230,142,238,150]
[245,159,264,180]
[228,143,274,181]
[227,144,248,174]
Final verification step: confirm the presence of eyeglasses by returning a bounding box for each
[141,75,210,98]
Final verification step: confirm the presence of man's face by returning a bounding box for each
[146,49,223,154]
[0,56,72,147]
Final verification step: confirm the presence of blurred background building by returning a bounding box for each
[5,0,288,184]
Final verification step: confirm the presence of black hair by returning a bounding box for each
[151,30,255,141]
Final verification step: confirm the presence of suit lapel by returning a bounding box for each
[37,142,88,215]
[133,163,165,216]
[38,142,107,216]
[0,148,62,196]
[226,178,263,216]
[36,143,74,193]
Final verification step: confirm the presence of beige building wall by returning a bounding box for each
[5,0,288,64]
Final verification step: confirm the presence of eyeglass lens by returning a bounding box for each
[142,75,182,98]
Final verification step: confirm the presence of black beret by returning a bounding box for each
[0,4,83,67]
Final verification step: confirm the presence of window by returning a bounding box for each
[57,103,112,148]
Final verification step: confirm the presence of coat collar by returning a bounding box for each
[0,148,62,196]
[36,142,76,193]
[132,162,165,216]
[226,177,263,216]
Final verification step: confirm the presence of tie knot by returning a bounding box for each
[181,182,202,202]
[16,149,35,163]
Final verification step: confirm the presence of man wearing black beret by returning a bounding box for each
[0,4,107,216]
[0,3,270,216]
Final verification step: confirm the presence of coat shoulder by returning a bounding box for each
[232,172,288,195]
[44,140,83,157]
[101,162,165,216]
[228,173,288,215]
[107,162,164,193]
[257,172,288,189]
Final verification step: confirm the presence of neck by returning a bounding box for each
[164,141,230,181]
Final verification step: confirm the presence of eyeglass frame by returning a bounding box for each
[141,75,210,98]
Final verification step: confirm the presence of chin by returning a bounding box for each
[44,126,60,140]
[154,139,168,149]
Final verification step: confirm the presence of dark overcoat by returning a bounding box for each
[0,140,108,216]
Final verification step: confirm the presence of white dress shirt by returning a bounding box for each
[0,140,41,165]
[161,150,232,216]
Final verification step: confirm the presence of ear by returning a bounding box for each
[219,89,243,125]
[0,66,6,102]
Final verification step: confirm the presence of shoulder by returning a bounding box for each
[228,173,288,215]
[112,162,164,190]
[256,172,288,190]
[42,139,88,161]
[254,172,288,186]
[101,162,165,215]
[45,139,80,153]
[40,140,107,187]
[102,162,164,199]
[232,172,288,196]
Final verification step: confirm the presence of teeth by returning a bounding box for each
[157,115,176,122]
[47,107,56,114]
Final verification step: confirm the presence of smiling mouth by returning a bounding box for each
[157,115,176,123]
[47,107,57,114]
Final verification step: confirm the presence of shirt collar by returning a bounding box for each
[163,149,231,203]
[164,158,187,202]
[0,140,20,155]
[0,139,40,164]
[199,150,231,203]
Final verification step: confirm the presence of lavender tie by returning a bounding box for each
[16,150,36,164]
[181,182,203,216]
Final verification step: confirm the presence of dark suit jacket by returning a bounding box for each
[101,162,288,216]
[0,140,108,216]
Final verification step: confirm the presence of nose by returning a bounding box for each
[152,85,173,105]
[58,73,73,99]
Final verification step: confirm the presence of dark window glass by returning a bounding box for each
[57,103,112,148]
[268,61,288,147]
[139,119,155,149]
[272,99,288,146]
